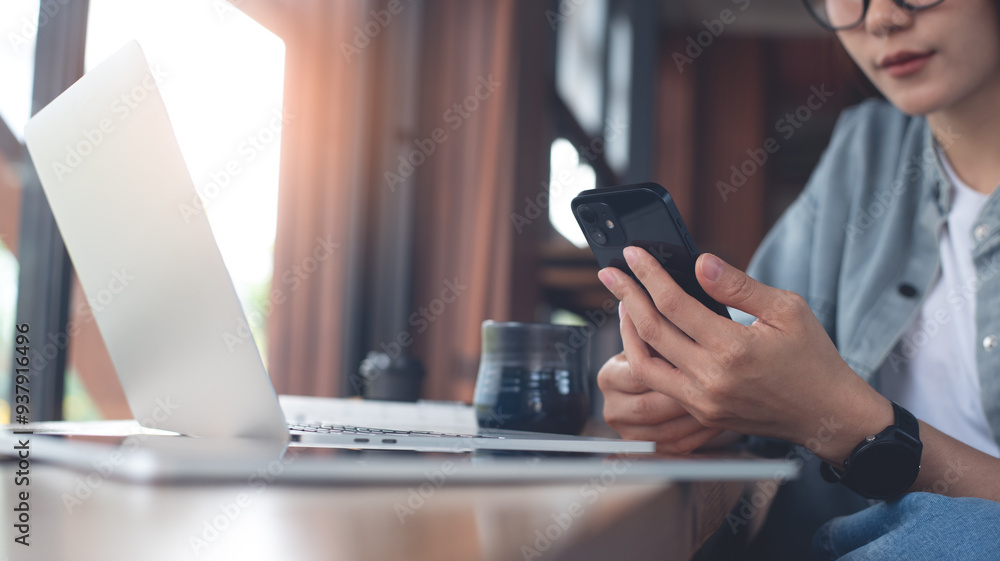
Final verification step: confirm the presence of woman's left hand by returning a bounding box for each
[598,247,893,465]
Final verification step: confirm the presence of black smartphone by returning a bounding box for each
[571,182,731,319]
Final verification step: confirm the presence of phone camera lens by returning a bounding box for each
[589,229,607,245]
[579,208,597,224]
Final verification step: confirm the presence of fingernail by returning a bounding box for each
[623,246,638,267]
[598,268,616,290]
[618,301,627,319]
[702,253,723,282]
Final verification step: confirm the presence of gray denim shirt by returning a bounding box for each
[740,98,1000,450]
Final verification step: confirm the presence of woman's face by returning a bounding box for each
[836,0,1000,116]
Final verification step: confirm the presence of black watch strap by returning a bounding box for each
[819,401,922,500]
[894,401,920,440]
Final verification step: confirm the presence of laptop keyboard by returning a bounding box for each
[287,422,501,439]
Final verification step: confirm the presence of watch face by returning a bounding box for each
[851,440,921,500]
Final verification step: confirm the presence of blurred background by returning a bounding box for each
[0,0,878,423]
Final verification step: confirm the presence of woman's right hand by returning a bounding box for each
[597,351,724,454]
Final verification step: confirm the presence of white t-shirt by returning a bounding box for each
[877,150,1000,457]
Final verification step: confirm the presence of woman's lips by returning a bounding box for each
[879,51,935,78]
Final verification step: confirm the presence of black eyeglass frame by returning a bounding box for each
[802,0,947,31]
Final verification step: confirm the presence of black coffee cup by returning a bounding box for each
[473,321,591,435]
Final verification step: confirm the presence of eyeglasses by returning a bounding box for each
[802,0,946,31]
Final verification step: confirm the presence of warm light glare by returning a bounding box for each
[85,0,286,355]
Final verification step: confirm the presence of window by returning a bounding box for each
[0,0,40,422]
[0,249,17,423]
[0,1,39,139]
[85,0,285,360]
[3,0,286,420]
[555,0,608,136]
[548,138,595,249]
[605,11,633,175]
[548,0,635,248]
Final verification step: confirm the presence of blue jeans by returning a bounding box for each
[811,492,1000,560]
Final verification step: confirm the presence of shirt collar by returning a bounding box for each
[923,121,953,217]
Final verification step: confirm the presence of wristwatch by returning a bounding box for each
[820,401,922,500]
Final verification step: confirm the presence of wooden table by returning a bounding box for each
[0,454,757,561]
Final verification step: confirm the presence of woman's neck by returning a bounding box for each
[927,75,1000,195]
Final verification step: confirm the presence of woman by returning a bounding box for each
[596,0,1000,558]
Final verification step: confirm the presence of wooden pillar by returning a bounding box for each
[694,38,766,269]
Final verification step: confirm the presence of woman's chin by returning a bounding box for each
[879,88,950,117]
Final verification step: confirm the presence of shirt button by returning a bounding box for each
[974,224,990,241]
[984,335,998,351]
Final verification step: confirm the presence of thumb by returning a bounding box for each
[696,253,784,321]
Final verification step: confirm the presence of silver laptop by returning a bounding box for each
[22,41,653,455]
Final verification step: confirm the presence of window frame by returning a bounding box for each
[549,0,658,190]
[8,0,91,422]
